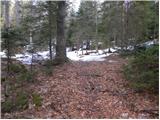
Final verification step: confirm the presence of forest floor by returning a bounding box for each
[2,54,159,119]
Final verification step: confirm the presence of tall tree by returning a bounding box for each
[48,1,53,60]
[55,1,67,63]
[68,1,100,52]
[94,0,99,52]
[4,0,10,68]
[99,1,158,50]
[15,0,21,27]
[3,0,10,96]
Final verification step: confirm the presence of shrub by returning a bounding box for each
[120,46,147,57]
[43,60,54,76]
[44,60,58,67]
[123,45,159,93]
[19,64,28,73]
[18,70,37,83]
[9,64,22,73]
[1,99,14,113]
[32,93,42,107]
[25,71,37,82]
[120,50,135,57]
[91,44,96,50]
[15,92,28,110]
[44,67,53,76]
[8,64,27,73]
[1,91,29,113]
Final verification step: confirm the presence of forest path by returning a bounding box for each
[4,54,158,119]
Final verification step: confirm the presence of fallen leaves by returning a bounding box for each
[2,54,159,119]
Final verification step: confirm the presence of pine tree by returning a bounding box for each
[55,1,68,63]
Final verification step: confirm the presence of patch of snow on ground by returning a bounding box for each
[67,51,80,61]
[127,46,134,50]
[0,52,5,56]
[0,51,7,58]
[37,51,49,59]
[67,51,112,62]
[17,56,32,65]
[16,50,111,64]
[1,49,116,64]
[98,50,104,54]
[104,48,117,53]
[14,52,47,64]
[143,40,155,46]
[110,48,117,52]
[79,53,110,61]
[15,54,24,58]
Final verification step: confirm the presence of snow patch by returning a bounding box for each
[1,48,116,64]
[0,52,5,56]
[67,51,112,62]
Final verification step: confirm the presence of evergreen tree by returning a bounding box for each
[55,1,68,63]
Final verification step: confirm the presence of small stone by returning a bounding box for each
[119,101,123,105]
[29,103,34,109]
[138,113,147,119]
[121,112,128,118]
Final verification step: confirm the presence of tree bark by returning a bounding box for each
[55,1,67,63]
[48,1,53,60]
[94,1,98,53]
[4,0,10,96]
[15,0,20,27]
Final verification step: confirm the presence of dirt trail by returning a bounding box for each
[2,54,158,119]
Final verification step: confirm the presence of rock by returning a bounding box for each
[119,101,123,105]
[4,113,12,118]
[138,113,147,119]
[121,112,129,118]
[23,114,34,119]
[29,103,34,109]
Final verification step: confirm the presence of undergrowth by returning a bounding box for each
[123,45,159,93]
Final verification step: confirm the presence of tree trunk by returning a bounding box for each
[55,1,67,63]
[48,1,53,60]
[4,0,10,61]
[94,1,98,53]
[120,2,125,51]
[4,0,10,96]
[15,0,20,27]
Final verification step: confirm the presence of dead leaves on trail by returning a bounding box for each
[2,54,159,119]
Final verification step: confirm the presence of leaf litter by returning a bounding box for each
[2,54,158,119]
